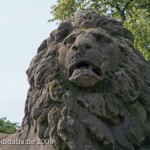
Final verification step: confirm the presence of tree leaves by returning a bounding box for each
[0,117,20,134]
[124,8,150,61]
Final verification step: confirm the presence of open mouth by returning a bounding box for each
[69,61,102,78]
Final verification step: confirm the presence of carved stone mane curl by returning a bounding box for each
[20,10,150,150]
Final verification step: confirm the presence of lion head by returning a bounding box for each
[20,10,150,150]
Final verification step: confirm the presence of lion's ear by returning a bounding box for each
[54,28,73,42]
[122,28,134,43]
[58,21,72,30]
[54,21,73,42]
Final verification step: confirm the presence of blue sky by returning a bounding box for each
[0,0,57,123]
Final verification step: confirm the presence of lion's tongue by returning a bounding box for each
[69,68,100,80]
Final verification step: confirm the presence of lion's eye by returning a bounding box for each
[63,36,76,46]
[94,34,111,46]
[99,38,107,43]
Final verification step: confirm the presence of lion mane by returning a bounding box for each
[19,10,150,150]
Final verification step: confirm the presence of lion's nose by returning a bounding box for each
[71,36,92,52]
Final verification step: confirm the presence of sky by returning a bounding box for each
[0,0,57,123]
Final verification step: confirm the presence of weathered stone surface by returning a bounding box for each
[1,10,150,150]
[0,133,9,149]
[0,133,9,140]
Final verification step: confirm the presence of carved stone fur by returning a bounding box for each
[1,10,150,150]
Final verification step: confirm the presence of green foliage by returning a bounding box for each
[50,0,150,67]
[49,0,83,22]
[124,8,150,61]
[0,117,20,134]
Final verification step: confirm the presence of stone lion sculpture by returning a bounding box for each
[1,10,150,150]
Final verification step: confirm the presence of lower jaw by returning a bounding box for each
[69,74,101,87]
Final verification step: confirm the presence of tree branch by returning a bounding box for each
[107,0,134,22]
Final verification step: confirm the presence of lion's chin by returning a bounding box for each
[69,68,103,87]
